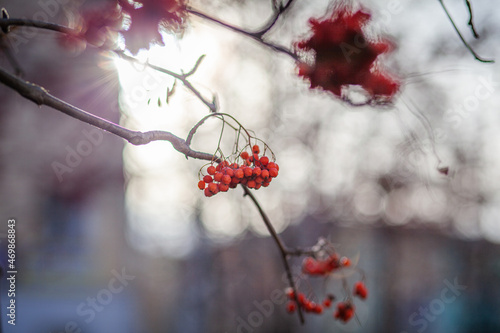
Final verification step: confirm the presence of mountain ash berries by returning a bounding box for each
[296,6,399,103]
[286,251,368,323]
[198,145,279,197]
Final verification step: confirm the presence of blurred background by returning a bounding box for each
[1,0,500,332]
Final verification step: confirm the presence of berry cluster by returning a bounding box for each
[353,281,368,299]
[296,6,399,103]
[198,145,279,197]
[334,301,355,322]
[286,289,335,315]
[301,253,351,276]
[286,252,368,323]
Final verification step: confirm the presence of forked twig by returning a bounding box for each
[438,0,493,63]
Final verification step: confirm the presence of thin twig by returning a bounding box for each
[255,0,296,37]
[186,112,252,147]
[241,185,305,324]
[0,18,218,112]
[186,8,299,61]
[115,51,218,112]
[438,0,493,63]
[464,0,479,38]
[0,66,214,160]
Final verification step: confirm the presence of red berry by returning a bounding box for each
[302,257,325,275]
[261,169,270,179]
[203,175,213,183]
[260,156,269,166]
[354,281,368,299]
[297,293,306,304]
[197,180,206,190]
[208,182,218,194]
[244,167,253,177]
[340,257,350,267]
[218,183,229,192]
[286,301,296,313]
[253,167,262,177]
[252,145,260,154]
[285,288,295,299]
[314,304,323,314]
[214,172,223,182]
[334,302,355,322]
[204,188,213,197]
[247,180,256,188]
[235,169,244,179]
[323,298,332,308]
[225,168,234,177]
[207,165,216,175]
[324,253,340,271]
[222,174,231,185]
[255,176,264,184]
[267,162,277,169]
[240,151,249,159]
[304,301,315,312]
[269,168,278,178]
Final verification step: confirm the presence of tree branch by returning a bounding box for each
[0,66,214,160]
[438,0,493,63]
[0,18,218,112]
[241,185,305,324]
[185,7,299,61]
[0,17,74,35]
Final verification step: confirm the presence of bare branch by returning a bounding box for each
[0,66,214,160]
[0,17,75,35]
[0,18,218,112]
[241,185,305,324]
[438,0,493,63]
[186,7,299,61]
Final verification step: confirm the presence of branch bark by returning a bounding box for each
[0,66,214,160]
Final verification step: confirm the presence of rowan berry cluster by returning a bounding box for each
[198,145,279,197]
[285,288,333,315]
[296,6,399,103]
[301,253,351,276]
[285,251,368,323]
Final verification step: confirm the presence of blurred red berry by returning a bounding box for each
[354,281,368,299]
[296,6,399,103]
